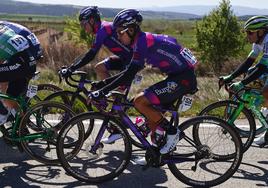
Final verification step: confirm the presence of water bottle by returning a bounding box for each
[135,117,150,137]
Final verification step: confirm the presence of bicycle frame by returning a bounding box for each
[89,95,197,164]
[0,92,55,143]
[226,89,267,132]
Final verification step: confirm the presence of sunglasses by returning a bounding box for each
[116,28,128,36]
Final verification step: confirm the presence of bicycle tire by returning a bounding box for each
[57,112,132,183]
[168,116,243,187]
[18,101,76,165]
[198,100,256,153]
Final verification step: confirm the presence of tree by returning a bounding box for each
[196,0,245,74]
[64,15,95,47]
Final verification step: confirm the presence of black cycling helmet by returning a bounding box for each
[79,6,101,22]
[113,9,143,29]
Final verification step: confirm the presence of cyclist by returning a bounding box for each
[220,15,268,146]
[60,6,133,80]
[60,6,134,144]
[0,22,39,125]
[90,9,198,164]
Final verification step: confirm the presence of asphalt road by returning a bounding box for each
[0,136,267,188]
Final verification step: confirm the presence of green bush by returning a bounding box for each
[64,15,95,47]
[196,0,246,74]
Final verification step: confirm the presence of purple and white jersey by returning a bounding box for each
[92,21,133,62]
[131,32,197,75]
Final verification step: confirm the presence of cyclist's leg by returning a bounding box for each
[134,69,197,153]
[254,80,268,145]
[94,55,125,80]
[6,78,29,109]
[98,56,128,144]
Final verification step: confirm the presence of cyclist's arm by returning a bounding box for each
[70,29,107,71]
[231,43,262,78]
[101,63,142,94]
[231,57,256,78]
[241,46,268,85]
[241,63,267,85]
[101,41,146,93]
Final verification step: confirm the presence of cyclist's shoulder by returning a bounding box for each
[98,21,113,35]
[1,21,31,34]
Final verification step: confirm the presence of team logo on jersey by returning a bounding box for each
[154,81,178,95]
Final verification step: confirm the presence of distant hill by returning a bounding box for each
[143,5,268,17]
[0,0,200,20]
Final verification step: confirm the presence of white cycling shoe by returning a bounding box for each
[160,129,182,154]
[133,157,147,166]
[253,132,267,146]
[101,134,122,144]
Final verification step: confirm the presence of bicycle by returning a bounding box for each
[199,80,268,153]
[56,90,243,187]
[0,78,75,165]
[45,70,147,148]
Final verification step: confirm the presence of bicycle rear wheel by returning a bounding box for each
[168,116,242,187]
[45,90,94,139]
[199,100,256,153]
[28,83,62,106]
[57,112,132,183]
[18,101,75,165]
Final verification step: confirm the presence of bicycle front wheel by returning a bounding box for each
[57,112,132,183]
[18,101,75,165]
[168,116,243,187]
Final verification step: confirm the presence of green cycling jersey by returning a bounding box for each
[0,25,29,61]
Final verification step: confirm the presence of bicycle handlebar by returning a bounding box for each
[58,69,92,88]
[218,78,249,104]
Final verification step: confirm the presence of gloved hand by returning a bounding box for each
[219,74,233,84]
[60,67,72,78]
[229,81,244,93]
[91,81,106,90]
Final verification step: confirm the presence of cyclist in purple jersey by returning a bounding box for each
[61,6,133,80]
[90,9,198,163]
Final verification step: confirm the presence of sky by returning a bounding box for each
[14,0,268,9]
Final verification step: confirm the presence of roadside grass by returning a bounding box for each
[32,67,229,117]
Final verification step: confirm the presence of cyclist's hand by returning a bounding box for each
[229,81,244,93]
[91,81,106,91]
[59,67,72,78]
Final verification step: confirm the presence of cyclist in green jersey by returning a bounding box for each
[220,16,268,145]
[0,25,36,125]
